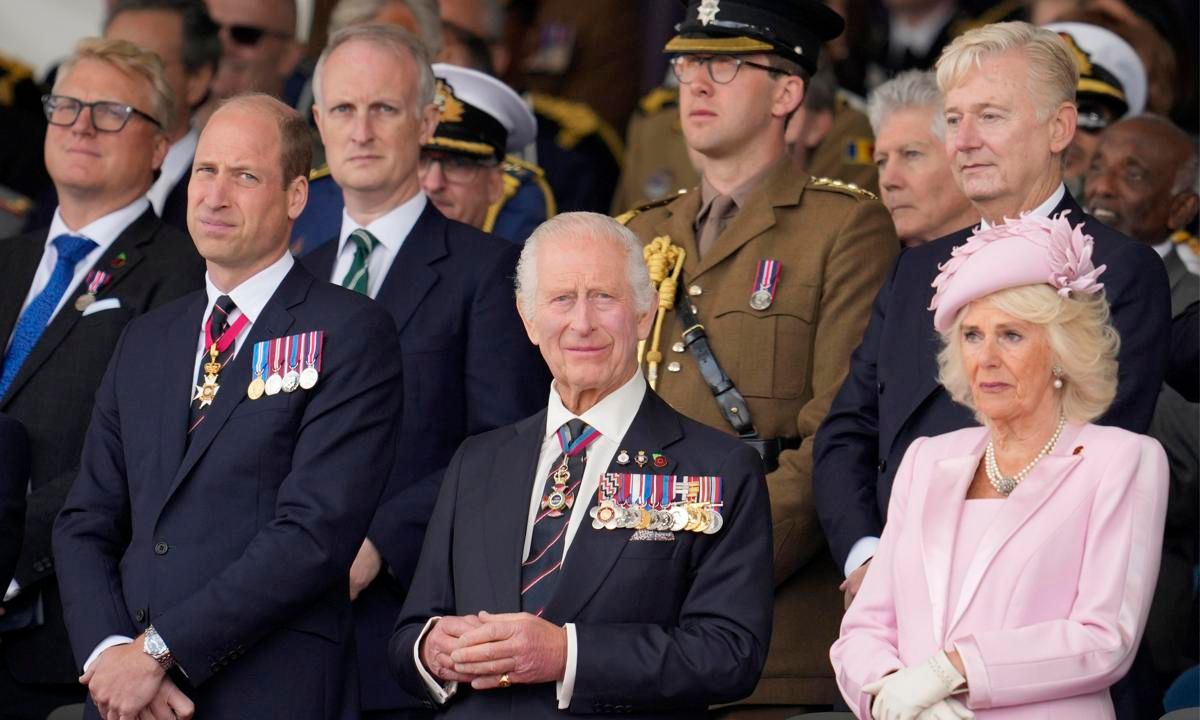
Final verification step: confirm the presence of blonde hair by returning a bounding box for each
[935,21,1078,121]
[55,37,174,130]
[937,284,1119,425]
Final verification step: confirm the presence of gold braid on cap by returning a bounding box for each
[638,236,685,390]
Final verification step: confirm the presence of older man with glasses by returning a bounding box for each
[0,37,203,720]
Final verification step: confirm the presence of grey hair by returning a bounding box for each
[515,212,656,319]
[313,23,435,110]
[868,69,946,140]
[328,0,442,55]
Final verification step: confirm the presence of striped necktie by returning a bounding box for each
[521,419,600,616]
[188,295,241,435]
[0,233,97,401]
[340,229,379,295]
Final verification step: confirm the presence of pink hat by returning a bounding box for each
[929,212,1107,333]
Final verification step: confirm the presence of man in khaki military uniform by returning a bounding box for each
[620,0,898,715]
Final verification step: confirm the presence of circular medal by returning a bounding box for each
[704,510,723,534]
[749,289,773,311]
[247,377,266,400]
[692,507,710,533]
[299,367,319,389]
[654,510,672,532]
[75,293,96,312]
[669,504,689,532]
[265,373,283,396]
[282,370,301,393]
[684,505,702,532]
[546,489,568,512]
[635,507,652,530]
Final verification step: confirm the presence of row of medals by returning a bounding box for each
[247,366,319,400]
[589,499,723,535]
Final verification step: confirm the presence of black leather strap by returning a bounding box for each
[675,285,757,438]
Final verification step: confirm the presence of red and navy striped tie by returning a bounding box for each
[521,419,599,615]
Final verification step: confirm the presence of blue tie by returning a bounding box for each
[0,234,98,401]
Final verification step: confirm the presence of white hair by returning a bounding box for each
[515,212,656,319]
[868,70,946,140]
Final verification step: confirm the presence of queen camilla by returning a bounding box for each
[830,213,1169,719]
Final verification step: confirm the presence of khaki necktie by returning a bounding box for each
[698,194,736,259]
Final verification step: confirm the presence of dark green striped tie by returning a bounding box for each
[340,229,379,295]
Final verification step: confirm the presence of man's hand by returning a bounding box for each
[135,677,196,720]
[79,634,166,720]
[420,614,483,683]
[450,611,567,690]
[840,558,871,610]
[349,538,383,601]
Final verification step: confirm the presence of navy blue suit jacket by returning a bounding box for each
[53,262,403,719]
[813,192,1172,571]
[390,388,774,719]
[301,201,549,711]
[0,411,29,589]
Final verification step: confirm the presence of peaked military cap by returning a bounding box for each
[427,63,537,162]
[1045,22,1146,129]
[664,0,845,76]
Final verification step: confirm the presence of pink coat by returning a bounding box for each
[830,423,1168,719]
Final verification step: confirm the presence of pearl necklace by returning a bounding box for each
[985,414,1066,496]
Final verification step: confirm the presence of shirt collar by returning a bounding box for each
[47,196,150,251]
[978,183,1066,230]
[544,370,647,444]
[203,251,295,325]
[336,191,428,256]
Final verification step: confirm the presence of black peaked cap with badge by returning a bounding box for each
[664,0,846,76]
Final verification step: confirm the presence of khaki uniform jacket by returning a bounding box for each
[623,160,898,704]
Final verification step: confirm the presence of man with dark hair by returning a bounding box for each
[54,93,404,719]
[199,0,304,122]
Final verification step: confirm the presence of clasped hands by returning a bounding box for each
[862,651,973,720]
[421,610,567,690]
[80,633,195,720]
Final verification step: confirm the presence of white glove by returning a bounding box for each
[862,651,966,720]
[917,698,974,720]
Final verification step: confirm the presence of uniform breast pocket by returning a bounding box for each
[711,284,817,399]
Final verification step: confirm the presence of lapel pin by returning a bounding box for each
[110,252,127,269]
[652,452,668,468]
[616,449,630,465]
[635,450,648,468]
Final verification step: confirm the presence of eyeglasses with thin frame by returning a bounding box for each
[42,94,162,133]
[220,23,292,47]
[418,151,497,185]
[670,55,789,85]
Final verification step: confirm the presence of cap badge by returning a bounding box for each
[698,0,720,26]
[433,79,465,123]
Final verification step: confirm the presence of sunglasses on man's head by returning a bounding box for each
[221,23,291,46]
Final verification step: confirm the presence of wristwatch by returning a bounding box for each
[143,625,176,672]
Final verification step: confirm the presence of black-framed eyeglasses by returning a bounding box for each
[42,94,161,132]
[670,55,788,85]
[221,23,292,46]
[418,150,497,184]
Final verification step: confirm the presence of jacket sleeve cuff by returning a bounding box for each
[413,617,457,704]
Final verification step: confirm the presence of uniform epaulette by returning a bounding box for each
[638,86,679,115]
[810,176,878,200]
[0,53,33,107]
[309,165,332,181]
[503,154,557,217]
[615,189,687,225]
[503,154,548,179]
[1171,229,1200,254]
[529,92,624,161]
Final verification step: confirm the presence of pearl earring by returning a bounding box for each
[1052,366,1064,390]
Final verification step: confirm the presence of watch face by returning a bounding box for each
[145,632,167,656]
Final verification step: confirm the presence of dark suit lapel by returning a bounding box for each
[164,264,308,502]
[483,411,547,611]
[373,203,447,334]
[0,210,157,407]
[543,391,684,624]
[0,233,44,356]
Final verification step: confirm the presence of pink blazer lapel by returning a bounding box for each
[946,424,1087,633]
[922,445,981,642]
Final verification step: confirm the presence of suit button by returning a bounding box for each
[878,381,885,395]
[667,362,681,373]
[672,341,685,353]
[135,608,146,623]
[877,460,886,473]
[153,542,169,555]
[688,284,702,296]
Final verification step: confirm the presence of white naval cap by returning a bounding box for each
[430,63,537,154]
[1045,21,1147,117]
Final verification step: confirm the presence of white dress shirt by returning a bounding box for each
[845,182,1068,578]
[4,197,150,354]
[84,250,295,674]
[146,127,198,217]
[415,371,648,709]
[329,192,427,298]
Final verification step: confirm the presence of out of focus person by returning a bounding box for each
[832,212,1169,720]
[868,69,978,246]
[328,0,442,55]
[437,0,510,74]
[1044,21,1146,198]
[303,24,549,717]
[814,20,1169,630]
[0,412,29,610]
[0,38,204,720]
[839,0,968,98]
[784,62,880,196]
[198,0,304,123]
[0,53,50,220]
[621,0,899,712]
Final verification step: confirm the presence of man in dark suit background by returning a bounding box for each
[53,93,404,720]
[391,212,773,718]
[0,38,204,720]
[0,413,29,596]
[813,21,1170,611]
[300,24,549,719]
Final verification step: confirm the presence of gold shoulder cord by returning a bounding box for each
[638,236,686,390]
